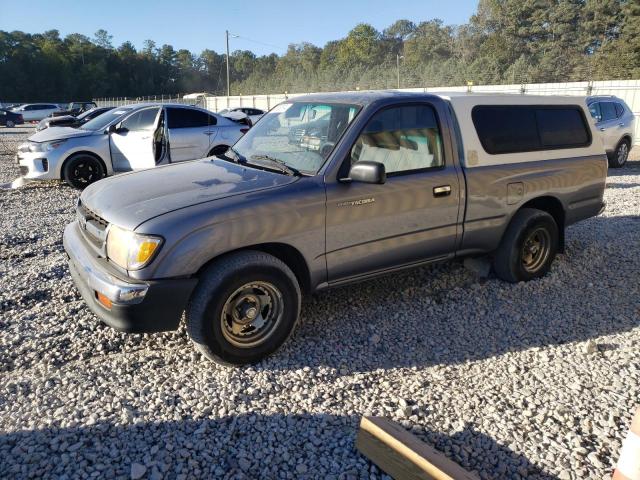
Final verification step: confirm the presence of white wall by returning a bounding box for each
[203,80,640,145]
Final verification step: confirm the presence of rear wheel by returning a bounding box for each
[62,154,105,189]
[608,139,630,168]
[187,251,301,366]
[493,208,559,283]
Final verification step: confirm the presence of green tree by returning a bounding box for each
[93,29,113,49]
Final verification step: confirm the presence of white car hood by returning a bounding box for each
[28,126,94,143]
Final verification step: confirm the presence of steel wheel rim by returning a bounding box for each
[618,143,628,165]
[220,281,284,348]
[521,227,551,273]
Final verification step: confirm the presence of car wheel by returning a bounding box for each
[6,120,15,128]
[62,154,105,189]
[493,208,559,283]
[187,250,301,366]
[208,145,230,157]
[608,139,630,168]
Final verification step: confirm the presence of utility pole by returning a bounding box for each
[396,54,404,89]
[226,30,231,97]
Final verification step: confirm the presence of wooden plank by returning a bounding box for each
[356,417,479,480]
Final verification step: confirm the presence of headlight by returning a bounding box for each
[106,225,163,270]
[28,139,67,152]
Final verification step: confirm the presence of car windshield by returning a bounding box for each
[231,101,360,175]
[80,107,132,131]
[76,108,104,120]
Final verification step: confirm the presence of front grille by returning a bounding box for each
[41,159,48,172]
[77,201,108,250]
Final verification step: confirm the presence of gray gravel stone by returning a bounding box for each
[0,127,639,480]
[130,463,146,479]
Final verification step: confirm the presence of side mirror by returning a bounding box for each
[108,123,127,134]
[342,161,386,184]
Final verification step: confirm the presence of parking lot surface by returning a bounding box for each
[1,124,639,479]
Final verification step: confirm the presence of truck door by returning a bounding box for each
[166,107,216,162]
[109,107,160,171]
[325,103,460,282]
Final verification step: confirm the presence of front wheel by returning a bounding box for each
[187,251,301,366]
[608,139,630,168]
[62,154,105,189]
[493,208,559,283]
[6,120,15,128]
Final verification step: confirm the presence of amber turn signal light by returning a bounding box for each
[96,291,112,309]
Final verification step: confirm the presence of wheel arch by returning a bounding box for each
[619,134,632,147]
[518,195,566,252]
[60,150,108,178]
[207,144,230,157]
[196,243,312,294]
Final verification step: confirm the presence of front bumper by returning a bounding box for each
[16,149,62,180]
[63,222,197,333]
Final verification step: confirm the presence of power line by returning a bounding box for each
[233,35,286,52]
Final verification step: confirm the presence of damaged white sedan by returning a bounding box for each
[16,103,249,188]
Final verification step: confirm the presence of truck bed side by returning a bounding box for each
[459,156,607,255]
[444,95,608,256]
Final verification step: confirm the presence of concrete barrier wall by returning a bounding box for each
[201,80,640,145]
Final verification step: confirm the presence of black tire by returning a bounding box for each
[493,208,559,283]
[208,145,230,157]
[608,138,630,168]
[62,154,105,189]
[187,250,301,366]
[6,120,15,128]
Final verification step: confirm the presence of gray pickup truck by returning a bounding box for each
[64,91,607,365]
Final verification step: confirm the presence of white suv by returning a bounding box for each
[587,96,636,168]
[10,103,61,122]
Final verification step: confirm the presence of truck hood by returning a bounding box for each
[28,126,94,142]
[81,159,299,230]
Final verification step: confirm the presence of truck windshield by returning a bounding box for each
[80,107,132,131]
[232,101,361,175]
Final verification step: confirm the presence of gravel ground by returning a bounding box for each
[0,124,639,480]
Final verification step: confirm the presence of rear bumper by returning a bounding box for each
[64,222,197,333]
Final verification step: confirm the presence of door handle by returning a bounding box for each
[599,127,606,131]
[203,132,215,135]
[619,123,625,127]
[433,185,451,197]
[141,135,151,139]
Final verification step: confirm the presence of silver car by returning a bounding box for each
[17,103,248,188]
[587,95,636,167]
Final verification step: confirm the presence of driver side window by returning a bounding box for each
[351,104,443,175]
[121,108,159,131]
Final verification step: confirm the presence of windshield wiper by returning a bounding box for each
[249,155,301,176]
